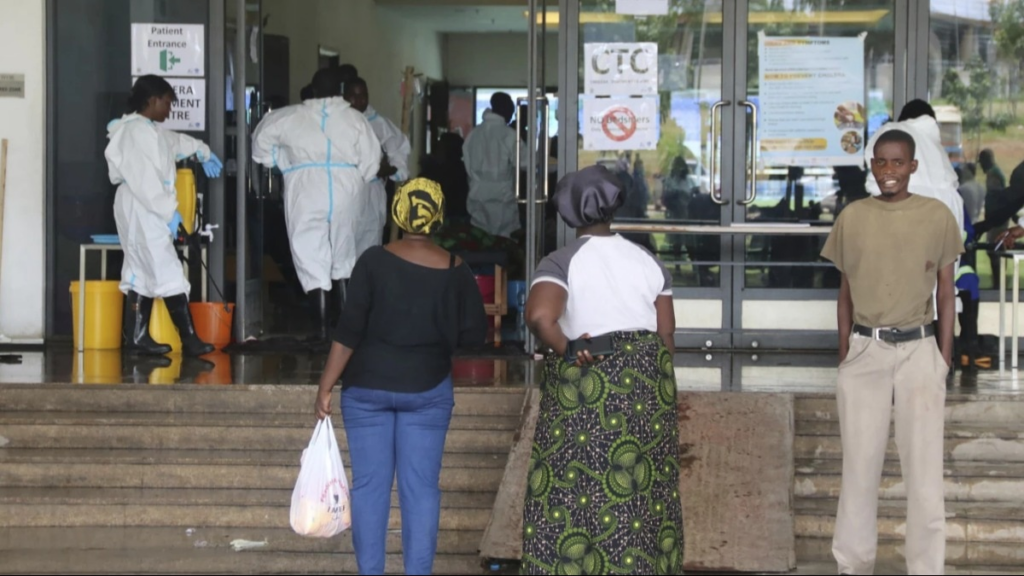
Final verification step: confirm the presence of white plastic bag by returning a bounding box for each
[290,416,351,538]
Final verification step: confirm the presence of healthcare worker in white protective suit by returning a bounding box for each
[105,75,223,357]
[463,92,521,238]
[343,77,411,252]
[864,98,965,316]
[252,67,381,341]
[865,99,964,232]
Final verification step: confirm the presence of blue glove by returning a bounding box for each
[168,211,183,237]
[201,153,223,179]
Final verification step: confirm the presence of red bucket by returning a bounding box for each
[452,359,495,382]
[475,275,496,304]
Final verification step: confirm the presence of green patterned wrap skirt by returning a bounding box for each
[521,330,684,575]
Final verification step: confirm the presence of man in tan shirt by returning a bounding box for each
[821,129,963,575]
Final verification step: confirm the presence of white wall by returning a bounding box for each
[263,0,319,105]
[0,0,45,342]
[316,0,444,123]
[444,33,559,88]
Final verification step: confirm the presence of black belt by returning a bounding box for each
[853,324,934,344]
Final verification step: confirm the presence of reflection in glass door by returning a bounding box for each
[573,0,736,349]
[565,1,912,351]
[735,1,897,349]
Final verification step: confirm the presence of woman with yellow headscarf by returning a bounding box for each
[313,178,487,575]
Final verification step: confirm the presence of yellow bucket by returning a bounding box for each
[176,167,197,234]
[69,281,124,350]
[71,350,123,384]
[149,298,182,354]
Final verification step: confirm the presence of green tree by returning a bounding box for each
[991,0,1024,117]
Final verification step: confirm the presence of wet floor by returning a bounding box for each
[3,345,1024,396]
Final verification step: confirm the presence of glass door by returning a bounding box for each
[564,0,909,351]
[570,0,739,349]
[733,0,899,349]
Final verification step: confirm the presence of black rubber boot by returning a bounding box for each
[123,356,172,384]
[180,356,216,381]
[123,291,172,355]
[330,279,348,328]
[164,294,215,357]
[308,288,330,342]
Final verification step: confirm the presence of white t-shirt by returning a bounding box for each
[531,234,672,340]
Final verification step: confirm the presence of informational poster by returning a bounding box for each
[582,96,659,151]
[616,0,669,16]
[585,43,658,96]
[757,33,866,166]
[131,24,205,77]
[133,77,206,131]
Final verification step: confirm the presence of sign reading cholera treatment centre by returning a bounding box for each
[131,24,206,132]
[757,33,867,166]
[583,42,659,151]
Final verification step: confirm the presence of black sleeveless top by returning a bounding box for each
[332,246,488,393]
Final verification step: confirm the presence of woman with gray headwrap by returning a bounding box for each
[521,165,683,575]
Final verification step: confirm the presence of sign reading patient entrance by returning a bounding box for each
[582,96,658,151]
[132,24,205,77]
[133,77,206,132]
[585,43,658,96]
[757,33,866,167]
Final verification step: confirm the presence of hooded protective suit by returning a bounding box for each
[105,113,212,298]
[252,97,381,292]
[357,105,410,254]
[865,116,964,232]
[463,109,520,238]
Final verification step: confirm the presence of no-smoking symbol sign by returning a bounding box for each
[601,106,637,142]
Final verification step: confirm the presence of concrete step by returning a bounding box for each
[0,487,496,511]
[797,537,1024,570]
[796,499,1024,543]
[0,413,518,453]
[0,548,484,575]
[0,526,484,555]
[795,459,1024,502]
[0,458,504,492]
[0,384,527,417]
[0,410,521,430]
[0,448,508,470]
[796,395,1024,425]
[794,431,1024,463]
[1,500,492,531]
[791,562,1024,576]
[796,420,1024,439]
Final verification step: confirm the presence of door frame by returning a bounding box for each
[561,0,931,351]
[725,0,919,351]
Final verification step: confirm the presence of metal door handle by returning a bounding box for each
[709,100,730,205]
[516,96,550,205]
[541,96,550,204]
[514,97,527,205]
[739,100,758,206]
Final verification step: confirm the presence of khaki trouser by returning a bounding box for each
[832,334,947,575]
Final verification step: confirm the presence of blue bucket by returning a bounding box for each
[508,280,528,313]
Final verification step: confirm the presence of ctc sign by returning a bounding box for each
[590,46,652,75]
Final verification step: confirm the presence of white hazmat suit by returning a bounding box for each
[865,116,964,232]
[252,97,381,292]
[463,109,520,238]
[357,105,410,254]
[105,114,211,298]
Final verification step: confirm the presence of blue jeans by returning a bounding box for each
[341,377,455,575]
